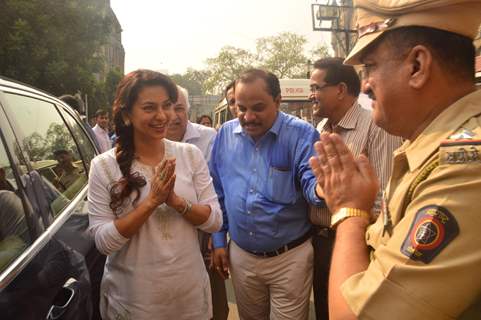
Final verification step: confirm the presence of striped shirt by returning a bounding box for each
[310,102,403,226]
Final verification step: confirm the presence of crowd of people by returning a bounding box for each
[57,0,481,319]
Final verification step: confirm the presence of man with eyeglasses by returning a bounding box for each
[310,1,481,319]
[308,57,402,320]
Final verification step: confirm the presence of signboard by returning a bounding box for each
[280,79,311,102]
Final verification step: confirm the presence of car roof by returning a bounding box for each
[0,76,63,103]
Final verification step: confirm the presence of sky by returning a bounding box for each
[110,0,332,75]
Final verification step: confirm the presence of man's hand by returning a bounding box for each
[309,133,379,214]
[212,247,230,279]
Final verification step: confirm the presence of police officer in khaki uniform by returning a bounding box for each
[309,1,481,319]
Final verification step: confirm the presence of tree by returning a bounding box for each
[45,123,77,156]
[256,32,309,78]
[170,71,204,96]
[0,0,112,97]
[203,46,255,94]
[104,68,123,106]
[175,32,330,94]
[309,43,331,62]
[184,68,212,95]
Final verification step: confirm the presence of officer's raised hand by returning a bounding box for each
[310,133,379,214]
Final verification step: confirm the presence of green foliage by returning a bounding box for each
[256,32,308,78]
[309,43,331,62]
[170,70,204,96]
[0,0,112,99]
[23,123,76,161]
[203,46,254,94]
[182,33,330,94]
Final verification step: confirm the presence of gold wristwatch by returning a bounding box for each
[330,208,370,229]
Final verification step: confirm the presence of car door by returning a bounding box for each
[0,87,104,320]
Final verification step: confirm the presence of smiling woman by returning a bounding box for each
[87,69,223,320]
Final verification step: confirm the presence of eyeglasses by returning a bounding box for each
[354,63,376,80]
[309,83,336,93]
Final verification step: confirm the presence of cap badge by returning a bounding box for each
[448,129,475,140]
[358,18,396,38]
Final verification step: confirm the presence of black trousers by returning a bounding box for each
[312,227,336,320]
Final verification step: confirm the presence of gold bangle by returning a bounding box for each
[330,208,370,229]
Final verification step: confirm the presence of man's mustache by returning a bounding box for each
[169,120,182,126]
[241,121,261,126]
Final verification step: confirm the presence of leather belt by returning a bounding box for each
[245,231,312,258]
[312,225,336,238]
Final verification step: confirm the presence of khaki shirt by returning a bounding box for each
[342,89,481,319]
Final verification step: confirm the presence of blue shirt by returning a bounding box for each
[210,112,325,252]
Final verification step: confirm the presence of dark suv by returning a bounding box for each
[0,77,104,319]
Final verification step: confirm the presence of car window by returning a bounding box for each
[58,108,96,172]
[2,93,88,217]
[0,138,32,274]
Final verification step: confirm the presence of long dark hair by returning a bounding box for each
[109,69,178,215]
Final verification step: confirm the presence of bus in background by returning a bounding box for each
[213,97,234,129]
[213,78,312,128]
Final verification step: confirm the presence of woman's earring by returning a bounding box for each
[124,118,131,126]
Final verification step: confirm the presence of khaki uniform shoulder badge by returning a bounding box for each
[439,129,481,165]
[401,205,459,264]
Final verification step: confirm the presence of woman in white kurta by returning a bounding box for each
[87,70,222,320]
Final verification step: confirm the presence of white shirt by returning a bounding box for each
[88,140,222,319]
[182,121,216,162]
[92,124,111,153]
[181,121,217,262]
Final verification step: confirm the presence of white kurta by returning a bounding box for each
[88,139,222,320]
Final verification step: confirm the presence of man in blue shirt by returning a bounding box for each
[210,69,325,319]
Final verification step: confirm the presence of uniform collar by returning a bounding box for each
[182,121,200,142]
[319,101,361,132]
[404,89,481,172]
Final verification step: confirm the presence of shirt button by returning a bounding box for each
[249,232,253,236]
[255,147,259,152]
[249,188,254,193]
[253,168,257,172]
[247,210,252,214]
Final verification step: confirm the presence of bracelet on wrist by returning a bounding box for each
[179,198,192,216]
[330,208,370,229]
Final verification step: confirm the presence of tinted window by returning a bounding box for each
[0,138,32,274]
[2,94,88,217]
[58,108,96,172]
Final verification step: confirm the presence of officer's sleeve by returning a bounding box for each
[341,159,481,319]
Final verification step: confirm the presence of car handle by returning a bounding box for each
[45,278,77,320]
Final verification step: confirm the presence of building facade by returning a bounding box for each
[189,95,221,123]
[330,0,357,58]
[96,0,125,81]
